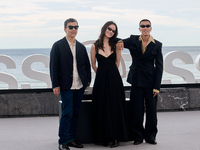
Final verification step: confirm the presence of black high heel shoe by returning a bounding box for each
[102,140,109,147]
[110,140,119,148]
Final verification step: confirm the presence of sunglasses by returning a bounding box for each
[107,27,115,33]
[67,25,79,30]
[140,24,151,28]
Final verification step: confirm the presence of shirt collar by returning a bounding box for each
[139,35,156,44]
[66,37,76,47]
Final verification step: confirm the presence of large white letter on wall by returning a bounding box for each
[195,54,200,83]
[0,55,18,89]
[164,51,195,83]
[21,54,51,89]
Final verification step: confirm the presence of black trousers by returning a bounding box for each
[130,86,158,142]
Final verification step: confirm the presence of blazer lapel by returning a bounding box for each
[135,40,143,56]
[142,41,155,57]
[75,40,80,60]
[63,37,73,57]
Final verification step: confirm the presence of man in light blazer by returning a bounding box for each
[50,18,91,150]
[118,19,163,145]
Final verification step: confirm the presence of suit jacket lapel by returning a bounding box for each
[142,42,155,57]
[75,40,80,60]
[63,37,73,57]
[135,40,143,56]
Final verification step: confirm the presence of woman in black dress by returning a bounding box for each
[90,21,128,148]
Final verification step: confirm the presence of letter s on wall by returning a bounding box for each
[164,51,195,83]
[195,54,200,83]
[21,54,51,89]
[0,55,18,89]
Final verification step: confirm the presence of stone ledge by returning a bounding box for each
[158,88,189,111]
[0,92,59,116]
[0,87,200,116]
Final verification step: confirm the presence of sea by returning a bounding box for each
[0,46,200,89]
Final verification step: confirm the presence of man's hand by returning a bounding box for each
[116,41,124,50]
[153,92,157,97]
[53,87,60,97]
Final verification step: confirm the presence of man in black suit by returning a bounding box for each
[118,19,163,145]
[50,18,91,150]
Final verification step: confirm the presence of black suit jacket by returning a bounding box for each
[123,35,163,90]
[50,37,91,90]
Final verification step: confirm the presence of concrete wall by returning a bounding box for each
[0,87,200,117]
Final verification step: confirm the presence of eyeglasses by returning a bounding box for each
[107,27,115,33]
[66,25,79,30]
[140,24,151,28]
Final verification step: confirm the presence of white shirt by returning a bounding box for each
[66,38,83,90]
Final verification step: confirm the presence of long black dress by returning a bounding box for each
[92,47,128,144]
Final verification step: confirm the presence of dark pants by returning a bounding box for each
[130,86,158,142]
[58,87,85,144]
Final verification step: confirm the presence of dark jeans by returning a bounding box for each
[58,87,85,144]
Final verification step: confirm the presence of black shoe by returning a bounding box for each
[67,140,84,148]
[146,140,157,145]
[102,141,109,147]
[133,141,143,145]
[110,140,119,148]
[59,144,70,150]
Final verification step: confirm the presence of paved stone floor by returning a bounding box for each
[1,111,200,150]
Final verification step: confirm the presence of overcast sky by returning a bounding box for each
[1,0,200,49]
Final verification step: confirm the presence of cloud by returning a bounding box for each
[0,5,197,39]
[91,6,197,27]
[1,0,198,27]
[0,1,46,14]
[0,0,200,48]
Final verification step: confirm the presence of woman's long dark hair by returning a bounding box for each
[95,21,118,52]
